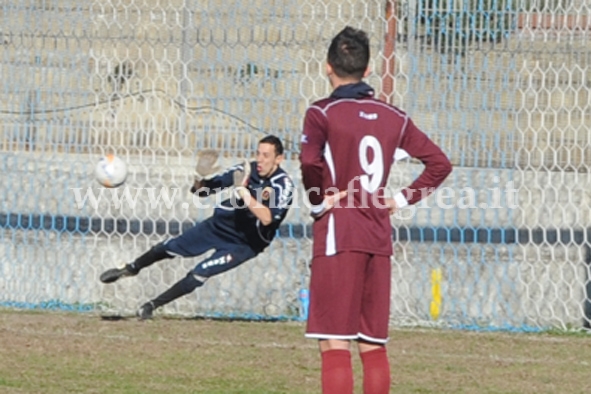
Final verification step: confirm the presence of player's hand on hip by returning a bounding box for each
[310,190,347,218]
[384,197,398,215]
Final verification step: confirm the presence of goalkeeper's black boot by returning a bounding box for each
[99,264,138,284]
[137,302,155,320]
[135,275,202,320]
[100,242,172,284]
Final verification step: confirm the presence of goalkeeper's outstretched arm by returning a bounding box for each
[190,158,249,196]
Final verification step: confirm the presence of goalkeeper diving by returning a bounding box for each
[100,135,295,320]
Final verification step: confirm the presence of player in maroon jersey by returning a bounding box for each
[299,26,452,394]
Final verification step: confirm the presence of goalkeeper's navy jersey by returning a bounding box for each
[198,162,294,252]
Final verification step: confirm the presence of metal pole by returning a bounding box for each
[380,0,397,104]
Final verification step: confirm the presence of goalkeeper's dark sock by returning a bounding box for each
[360,346,390,394]
[321,349,353,394]
[127,242,172,274]
[151,274,204,309]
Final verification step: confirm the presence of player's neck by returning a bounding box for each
[330,77,363,90]
[261,164,279,179]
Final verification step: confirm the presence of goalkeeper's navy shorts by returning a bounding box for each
[162,217,258,278]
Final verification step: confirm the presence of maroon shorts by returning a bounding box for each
[305,252,391,344]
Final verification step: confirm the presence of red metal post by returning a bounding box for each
[380,0,397,104]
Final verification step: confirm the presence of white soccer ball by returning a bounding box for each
[95,154,128,188]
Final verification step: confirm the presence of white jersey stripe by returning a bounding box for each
[324,141,336,184]
[394,148,409,161]
[323,142,337,256]
[326,213,336,256]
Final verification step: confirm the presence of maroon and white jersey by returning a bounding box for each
[300,82,452,257]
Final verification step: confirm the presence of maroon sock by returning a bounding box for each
[360,347,391,394]
[321,349,354,394]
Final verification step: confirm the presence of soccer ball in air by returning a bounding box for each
[95,154,128,188]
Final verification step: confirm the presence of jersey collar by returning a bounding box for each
[330,82,374,99]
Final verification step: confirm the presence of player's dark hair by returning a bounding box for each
[327,26,370,80]
[259,135,284,156]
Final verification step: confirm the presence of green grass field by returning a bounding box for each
[1,309,590,393]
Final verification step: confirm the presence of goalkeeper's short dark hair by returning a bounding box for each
[260,135,284,156]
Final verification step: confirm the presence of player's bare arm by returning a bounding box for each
[236,187,273,225]
[232,158,276,226]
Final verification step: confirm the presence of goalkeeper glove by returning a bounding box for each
[194,149,221,181]
[232,160,251,199]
